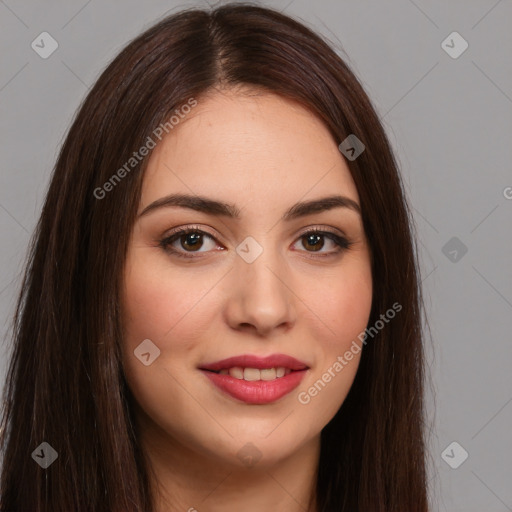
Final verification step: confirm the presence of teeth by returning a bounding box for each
[223,367,292,381]
[229,367,244,379]
[243,368,260,381]
[260,368,276,381]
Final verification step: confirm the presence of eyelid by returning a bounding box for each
[164,224,218,240]
[296,224,347,239]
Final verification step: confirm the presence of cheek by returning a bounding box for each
[313,262,373,348]
[121,249,218,352]
[296,261,372,420]
[120,253,217,437]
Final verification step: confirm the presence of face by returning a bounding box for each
[121,88,373,469]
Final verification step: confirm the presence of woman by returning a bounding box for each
[0,3,430,511]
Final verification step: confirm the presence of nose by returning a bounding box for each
[223,244,297,337]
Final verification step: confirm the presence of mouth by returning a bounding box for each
[198,354,309,404]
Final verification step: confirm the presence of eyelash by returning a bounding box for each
[158,224,353,260]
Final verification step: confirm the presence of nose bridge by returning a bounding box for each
[225,233,296,334]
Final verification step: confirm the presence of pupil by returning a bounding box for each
[305,234,323,251]
[182,233,202,251]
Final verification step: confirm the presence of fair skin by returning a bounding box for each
[121,87,373,512]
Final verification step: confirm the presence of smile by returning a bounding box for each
[199,353,309,404]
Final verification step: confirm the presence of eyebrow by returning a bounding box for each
[138,193,361,220]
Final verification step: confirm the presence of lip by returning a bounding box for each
[201,369,308,405]
[198,353,310,405]
[198,353,309,372]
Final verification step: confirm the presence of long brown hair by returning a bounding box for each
[0,3,430,510]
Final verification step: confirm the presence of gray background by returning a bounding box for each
[1,1,511,510]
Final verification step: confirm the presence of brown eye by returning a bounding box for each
[159,228,220,258]
[293,230,352,256]
[178,232,204,251]
[302,232,325,252]
[159,226,352,260]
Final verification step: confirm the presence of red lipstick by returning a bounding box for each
[200,354,308,372]
[199,353,309,405]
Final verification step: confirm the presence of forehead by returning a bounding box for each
[141,89,360,211]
